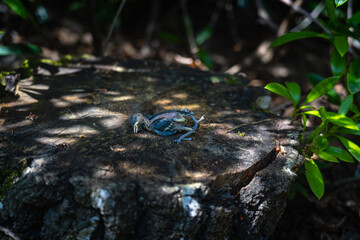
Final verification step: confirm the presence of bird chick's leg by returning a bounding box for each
[180,108,195,116]
[174,114,205,144]
[172,108,195,123]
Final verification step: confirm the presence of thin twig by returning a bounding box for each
[347,0,353,18]
[291,2,325,32]
[331,175,360,187]
[225,2,241,44]
[347,0,354,49]
[101,0,127,56]
[0,226,21,240]
[141,0,160,57]
[279,0,331,34]
[256,0,278,31]
[208,0,226,28]
[180,0,199,60]
[277,0,303,36]
[227,119,271,133]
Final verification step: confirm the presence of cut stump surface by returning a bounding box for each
[0,58,304,240]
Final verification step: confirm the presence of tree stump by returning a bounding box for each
[0,58,303,240]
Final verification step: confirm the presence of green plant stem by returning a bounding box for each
[101,0,127,56]
[307,121,327,143]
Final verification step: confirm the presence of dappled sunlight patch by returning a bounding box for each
[100,115,126,129]
[19,78,49,91]
[35,136,77,145]
[184,170,211,179]
[93,165,116,178]
[20,88,43,95]
[62,93,93,104]
[50,98,71,107]
[50,93,96,107]
[0,119,33,131]
[110,66,126,72]
[172,93,189,99]
[118,161,155,175]
[154,98,172,105]
[54,67,82,76]
[144,76,157,83]
[103,90,121,96]
[162,104,200,110]
[16,91,39,104]
[270,65,291,78]
[112,95,135,102]
[59,106,123,119]
[160,185,180,194]
[25,84,49,91]
[135,133,155,139]
[44,125,99,136]
[110,145,126,153]
[210,123,239,140]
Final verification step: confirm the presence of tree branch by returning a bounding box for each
[279,0,331,34]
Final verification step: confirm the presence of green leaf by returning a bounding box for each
[68,1,85,12]
[335,0,348,7]
[332,125,360,135]
[264,83,292,100]
[337,136,360,162]
[198,47,213,69]
[327,112,359,130]
[325,0,336,21]
[348,10,360,25]
[306,73,341,105]
[195,25,213,46]
[334,36,349,57]
[338,94,353,115]
[303,76,340,105]
[304,107,328,120]
[4,0,38,28]
[325,146,354,163]
[307,122,326,143]
[0,43,42,55]
[0,31,4,41]
[271,31,331,48]
[305,159,324,200]
[317,151,339,162]
[4,0,29,19]
[350,104,359,114]
[330,48,346,76]
[347,58,360,94]
[315,136,328,150]
[299,105,316,110]
[304,110,321,117]
[318,18,355,37]
[318,106,328,120]
[285,82,301,107]
[157,32,180,44]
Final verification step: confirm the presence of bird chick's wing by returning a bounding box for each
[151,118,177,133]
[149,110,193,123]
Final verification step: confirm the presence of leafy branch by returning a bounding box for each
[266,0,360,200]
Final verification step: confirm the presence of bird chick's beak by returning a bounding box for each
[133,122,139,133]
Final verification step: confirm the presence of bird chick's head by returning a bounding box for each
[131,113,146,133]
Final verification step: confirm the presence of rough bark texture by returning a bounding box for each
[0,58,304,239]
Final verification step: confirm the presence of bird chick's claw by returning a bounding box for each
[174,114,205,144]
[196,115,205,123]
